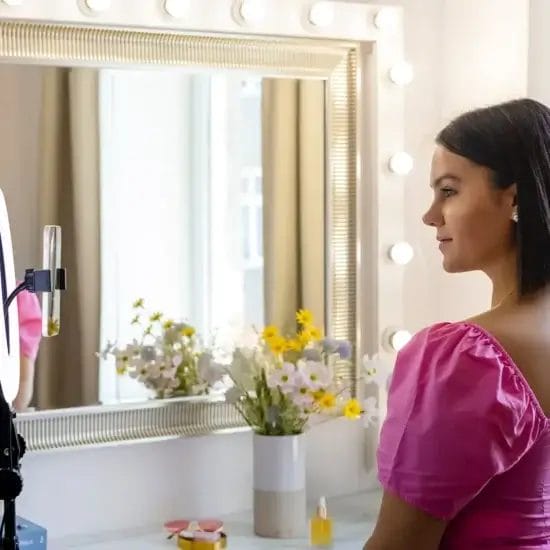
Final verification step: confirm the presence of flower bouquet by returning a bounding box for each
[225,308,363,435]
[99,299,224,399]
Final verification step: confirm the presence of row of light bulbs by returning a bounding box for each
[1,0,400,32]
[385,41,414,353]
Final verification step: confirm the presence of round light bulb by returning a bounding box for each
[85,0,110,12]
[1,0,23,6]
[373,8,397,31]
[389,329,412,352]
[239,0,266,24]
[388,242,414,265]
[388,152,414,175]
[308,1,335,27]
[389,62,414,86]
[164,0,188,18]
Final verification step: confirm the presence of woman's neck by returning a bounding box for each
[486,253,518,309]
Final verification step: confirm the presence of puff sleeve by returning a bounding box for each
[16,289,42,361]
[377,322,547,520]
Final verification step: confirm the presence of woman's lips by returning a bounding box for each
[438,239,452,250]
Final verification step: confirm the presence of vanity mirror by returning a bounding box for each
[3,64,326,411]
[0,0,405,452]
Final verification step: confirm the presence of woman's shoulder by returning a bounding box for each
[404,319,498,356]
[397,320,549,423]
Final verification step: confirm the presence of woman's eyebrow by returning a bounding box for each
[430,173,461,189]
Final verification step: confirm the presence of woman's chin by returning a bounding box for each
[442,257,459,273]
[442,257,469,273]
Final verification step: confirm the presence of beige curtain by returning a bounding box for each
[35,68,101,409]
[262,79,326,334]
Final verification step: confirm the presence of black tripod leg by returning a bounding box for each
[2,499,18,549]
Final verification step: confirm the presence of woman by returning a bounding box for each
[365,99,550,549]
[13,288,41,411]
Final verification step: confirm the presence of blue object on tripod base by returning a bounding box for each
[16,516,47,549]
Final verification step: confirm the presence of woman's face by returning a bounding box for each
[423,145,516,274]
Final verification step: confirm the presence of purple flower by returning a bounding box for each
[322,338,352,359]
[321,338,339,353]
[336,340,352,360]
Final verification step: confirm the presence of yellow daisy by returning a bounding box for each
[262,325,279,341]
[318,392,336,410]
[296,309,314,326]
[313,388,326,401]
[162,319,174,330]
[285,338,302,352]
[116,364,128,376]
[268,336,287,355]
[298,329,312,346]
[343,398,362,420]
[149,312,163,322]
[181,326,196,337]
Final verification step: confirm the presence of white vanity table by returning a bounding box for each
[51,491,381,549]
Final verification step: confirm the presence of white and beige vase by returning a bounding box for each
[253,432,306,538]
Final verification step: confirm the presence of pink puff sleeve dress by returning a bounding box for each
[16,289,42,361]
[377,322,550,549]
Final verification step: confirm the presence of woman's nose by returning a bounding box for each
[422,204,440,227]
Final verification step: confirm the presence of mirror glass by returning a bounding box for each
[0,64,326,410]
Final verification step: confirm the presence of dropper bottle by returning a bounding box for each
[310,496,333,547]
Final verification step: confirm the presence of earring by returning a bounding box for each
[512,209,519,223]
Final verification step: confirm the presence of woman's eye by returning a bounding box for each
[440,187,456,198]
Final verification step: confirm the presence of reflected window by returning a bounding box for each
[98,71,264,404]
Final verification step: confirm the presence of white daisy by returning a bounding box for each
[301,360,331,391]
[362,354,393,389]
[267,362,297,394]
[198,353,226,385]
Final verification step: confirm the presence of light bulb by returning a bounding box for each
[389,62,414,86]
[308,1,335,27]
[388,242,414,265]
[85,0,110,11]
[239,0,266,24]
[389,329,412,352]
[164,0,188,18]
[373,8,398,31]
[388,152,413,175]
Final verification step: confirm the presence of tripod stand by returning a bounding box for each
[0,379,25,550]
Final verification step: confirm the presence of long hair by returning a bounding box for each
[436,98,550,296]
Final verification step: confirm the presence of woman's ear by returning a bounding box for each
[505,183,517,208]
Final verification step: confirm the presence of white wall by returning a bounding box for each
[529,0,550,105]
[359,0,529,333]
[4,0,532,542]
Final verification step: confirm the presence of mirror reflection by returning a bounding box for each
[0,64,326,410]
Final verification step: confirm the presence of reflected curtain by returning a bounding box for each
[262,79,326,334]
[35,68,101,409]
